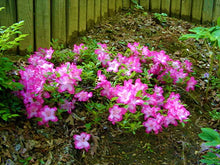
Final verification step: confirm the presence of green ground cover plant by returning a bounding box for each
[0,7,27,121]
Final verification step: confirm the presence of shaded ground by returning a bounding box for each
[1,8,219,165]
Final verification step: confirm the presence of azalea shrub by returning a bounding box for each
[18,41,197,152]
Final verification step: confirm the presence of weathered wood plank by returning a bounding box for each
[52,0,66,45]
[116,0,123,11]
[213,0,220,24]
[140,0,149,10]
[67,0,78,44]
[101,0,108,18]
[123,0,130,9]
[151,0,161,13]
[109,0,116,16]
[161,0,170,15]
[0,0,16,26]
[79,0,87,34]
[202,0,214,24]
[170,0,181,18]
[17,0,34,53]
[35,0,51,49]
[192,0,203,23]
[181,0,192,21]
[94,0,101,23]
[87,0,95,29]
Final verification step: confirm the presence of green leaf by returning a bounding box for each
[198,128,220,144]
[217,17,220,26]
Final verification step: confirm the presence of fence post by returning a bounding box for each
[181,0,192,21]
[140,0,149,10]
[67,0,79,45]
[192,0,203,23]
[35,0,51,50]
[101,0,108,18]
[171,0,181,18]
[116,0,123,11]
[202,0,214,24]
[161,0,171,15]
[109,0,116,16]
[213,0,220,24]
[79,0,87,35]
[87,0,95,29]
[151,0,161,13]
[123,0,130,9]
[17,0,34,54]
[52,0,66,46]
[94,0,101,23]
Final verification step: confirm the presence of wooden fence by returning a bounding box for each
[0,0,220,53]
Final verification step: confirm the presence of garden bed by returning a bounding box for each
[0,8,219,165]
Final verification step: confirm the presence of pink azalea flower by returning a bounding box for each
[26,101,42,119]
[163,114,178,127]
[108,105,127,125]
[172,60,181,69]
[141,105,160,119]
[106,58,121,72]
[143,117,162,134]
[57,75,75,94]
[74,91,93,101]
[60,99,76,113]
[34,47,54,59]
[73,43,87,54]
[153,50,170,65]
[127,42,140,55]
[38,106,58,124]
[73,132,91,152]
[184,60,193,72]
[186,77,197,91]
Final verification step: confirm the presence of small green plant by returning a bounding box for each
[153,13,168,24]
[19,156,32,165]
[179,22,220,113]
[131,0,144,10]
[0,7,27,121]
[198,128,220,165]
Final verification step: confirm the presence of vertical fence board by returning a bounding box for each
[161,0,170,15]
[67,0,78,44]
[35,0,51,49]
[151,0,161,13]
[52,0,66,45]
[116,0,123,11]
[0,0,16,26]
[202,0,214,24]
[94,0,101,23]
[181,0,192,21]
[101,0,108,18]
[87,0,95,29]
[213,0,220,24]
[192,0,203,23]
[123,0,130,9]
[109,0,116,16]
[171,0,181,18]
[17,0,34,53]
[79,0,87,34]
[140,0,149,10]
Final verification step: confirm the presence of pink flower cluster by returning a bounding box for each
[19,47,92,126]
[96,73,190,133]
[95,43,142,75]
[95,42,197,134]
[96,42,197,91]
